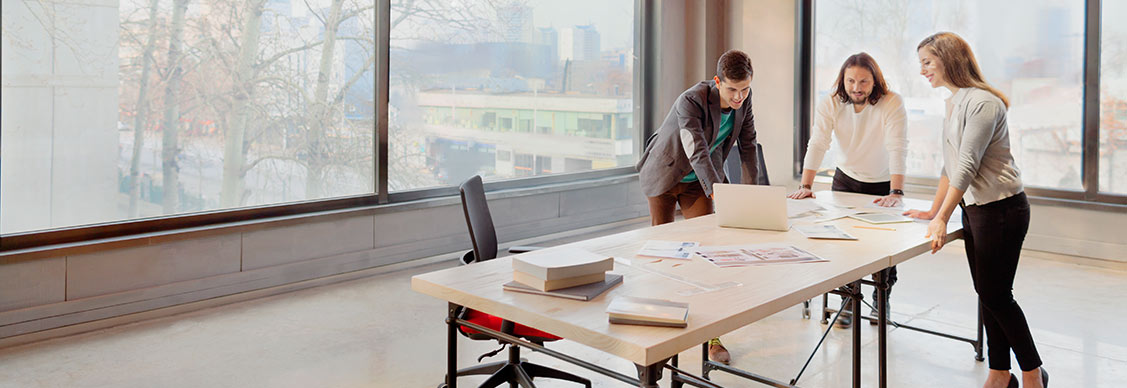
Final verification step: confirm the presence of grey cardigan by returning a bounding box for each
[942,87,1023,205]
[635,81,758,197]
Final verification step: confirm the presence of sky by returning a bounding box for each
[528,0,634,50]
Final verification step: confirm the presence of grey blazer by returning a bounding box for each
[636,81,758,197]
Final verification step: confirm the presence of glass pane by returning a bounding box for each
[1100,0,1127,194]
[389,0,635,192]
[814,0,1084,190]
[1,0,377,234]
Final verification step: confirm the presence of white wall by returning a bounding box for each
[728,0,796,187]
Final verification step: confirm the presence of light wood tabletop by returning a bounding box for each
[412,191,963,367]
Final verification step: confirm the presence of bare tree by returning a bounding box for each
[220,0,268,208]
[159,0,191,213]
[126,0,162,217]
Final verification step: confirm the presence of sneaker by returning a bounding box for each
[707,338,731,365]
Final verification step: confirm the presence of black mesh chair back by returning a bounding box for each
[725,142,770,185]
[459,175,498,263]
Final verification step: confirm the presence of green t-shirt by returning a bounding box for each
[682,110,734,183]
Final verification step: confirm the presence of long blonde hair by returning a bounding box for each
[917,32,1009,108]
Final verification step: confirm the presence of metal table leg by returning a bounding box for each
[850,280,862,388]
[446,303,459,388]
[876,271,889,388]
[636,362,662,388]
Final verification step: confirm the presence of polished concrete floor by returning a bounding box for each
[1,219,1125,388]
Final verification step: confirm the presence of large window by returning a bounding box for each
[812,0,1085,190]
[388,0,635,192]
[1,0,645,246]
[1101,0,1127,195]
[2,0,377,234]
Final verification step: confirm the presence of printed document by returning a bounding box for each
[694,243,828,268]
[636,240,700,260]
[794,224,857,240]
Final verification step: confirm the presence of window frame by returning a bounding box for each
[0,0,652,252]
[794,0,1127,210]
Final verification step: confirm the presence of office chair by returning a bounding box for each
[724,142,770,185]
[439,175,591,388]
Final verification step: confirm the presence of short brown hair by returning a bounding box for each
[716,49,753,82]
[917,32,1009,108]
[831,52,889,105]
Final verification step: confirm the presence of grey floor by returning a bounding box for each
[1,218,1125,388]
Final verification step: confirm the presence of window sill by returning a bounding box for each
[1,172,641,261]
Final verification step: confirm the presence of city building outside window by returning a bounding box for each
[388,0,635,192]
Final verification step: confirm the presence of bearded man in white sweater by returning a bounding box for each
[789,52,908,328]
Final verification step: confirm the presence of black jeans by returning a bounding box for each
[962,192,1042,371]
[832,169,898,304]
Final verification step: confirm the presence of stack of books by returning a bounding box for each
[505,247,620,301]
[606,296,690,328]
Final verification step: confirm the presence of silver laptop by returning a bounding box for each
[714,184,789,231]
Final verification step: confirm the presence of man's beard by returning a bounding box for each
[851,94,868,104]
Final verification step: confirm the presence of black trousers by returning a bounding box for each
[961,192,1042,371]
[831,169,898,301]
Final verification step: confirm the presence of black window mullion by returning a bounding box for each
[794,0,814,178]
[1082,0,1102,200]
[639,0,658,145]
[376,0,390,204]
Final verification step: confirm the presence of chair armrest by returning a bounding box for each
[508,246,543,254]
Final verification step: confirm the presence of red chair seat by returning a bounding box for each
[461,309,561,340]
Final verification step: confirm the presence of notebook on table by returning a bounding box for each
[503,273,623,301]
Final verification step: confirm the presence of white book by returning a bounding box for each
[503,273,623,301]
[512,270,607,291]
[511,247,614,281]
[636,240,699,260]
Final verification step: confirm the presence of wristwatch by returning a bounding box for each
[889,189,905,195]
[800,184,812,190]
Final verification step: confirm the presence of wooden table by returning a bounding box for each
[412,191,962,387]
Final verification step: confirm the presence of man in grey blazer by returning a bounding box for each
[637,49,759,226]
[634,49,758,364]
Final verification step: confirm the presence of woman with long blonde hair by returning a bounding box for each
[904,32,1048,388]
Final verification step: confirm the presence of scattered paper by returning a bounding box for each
[787,199,828,218]
[848,212,914,224]
[637,240,700,260]
[694,243,828,268]
[794,224,858,240]
[863,201,905,213]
